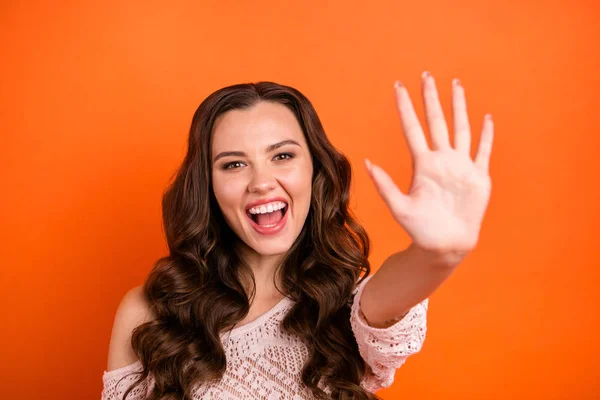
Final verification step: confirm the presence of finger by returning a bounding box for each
[422,71,451,151]
[364,158,374,179]
[394,81,429,157]
[452,78,472,156]
[366,159,411,218]
[474,114,494,173]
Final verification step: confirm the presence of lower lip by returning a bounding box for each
[246,207,289,235]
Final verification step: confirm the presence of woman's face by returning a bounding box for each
[211,101,313,257]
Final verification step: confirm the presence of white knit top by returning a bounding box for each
[101,275,429,399]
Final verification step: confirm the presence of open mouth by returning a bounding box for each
[246,204,289,225]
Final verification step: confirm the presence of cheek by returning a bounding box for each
[212,175,244,211]
[278,165,312,197]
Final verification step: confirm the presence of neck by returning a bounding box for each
[238,243,285,300]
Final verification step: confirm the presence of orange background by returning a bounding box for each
[1,1,599,399]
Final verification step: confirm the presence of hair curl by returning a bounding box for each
[118,81,379,399]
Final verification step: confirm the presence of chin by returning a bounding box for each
[250,241,294,256]
[233,227,300,259]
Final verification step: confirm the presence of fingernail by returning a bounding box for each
[365,158,372,171]
[394,80,403,89]
[453,78,461,87]
[422,71,431,80]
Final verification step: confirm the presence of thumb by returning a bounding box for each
[365,158,411,219]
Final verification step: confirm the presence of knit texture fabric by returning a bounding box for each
[101,275,429,399]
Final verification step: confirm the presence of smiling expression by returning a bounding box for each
[211,101,314,256]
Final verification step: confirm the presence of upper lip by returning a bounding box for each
[245,196,289,211]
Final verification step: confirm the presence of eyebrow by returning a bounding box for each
[213,139,301,164]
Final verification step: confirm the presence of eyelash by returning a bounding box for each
[222,152,295,170]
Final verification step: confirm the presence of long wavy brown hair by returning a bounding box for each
[118,81,379,399]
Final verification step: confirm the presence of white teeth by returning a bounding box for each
[248,201,287,215]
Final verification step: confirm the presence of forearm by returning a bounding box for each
[359,243,467,328]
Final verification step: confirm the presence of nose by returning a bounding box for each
[247,164,277,194]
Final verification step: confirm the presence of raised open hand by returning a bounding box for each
[365,71,494,256]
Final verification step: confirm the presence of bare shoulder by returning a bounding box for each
[106,285,156,372]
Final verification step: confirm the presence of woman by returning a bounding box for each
[102,71,494,400]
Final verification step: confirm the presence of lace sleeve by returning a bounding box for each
[101,360,154,400]
[350,275,429,393]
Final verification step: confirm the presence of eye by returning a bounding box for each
[274,152,294,161]
[223,161,244,170]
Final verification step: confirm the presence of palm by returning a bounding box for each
[365,72,494,254]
